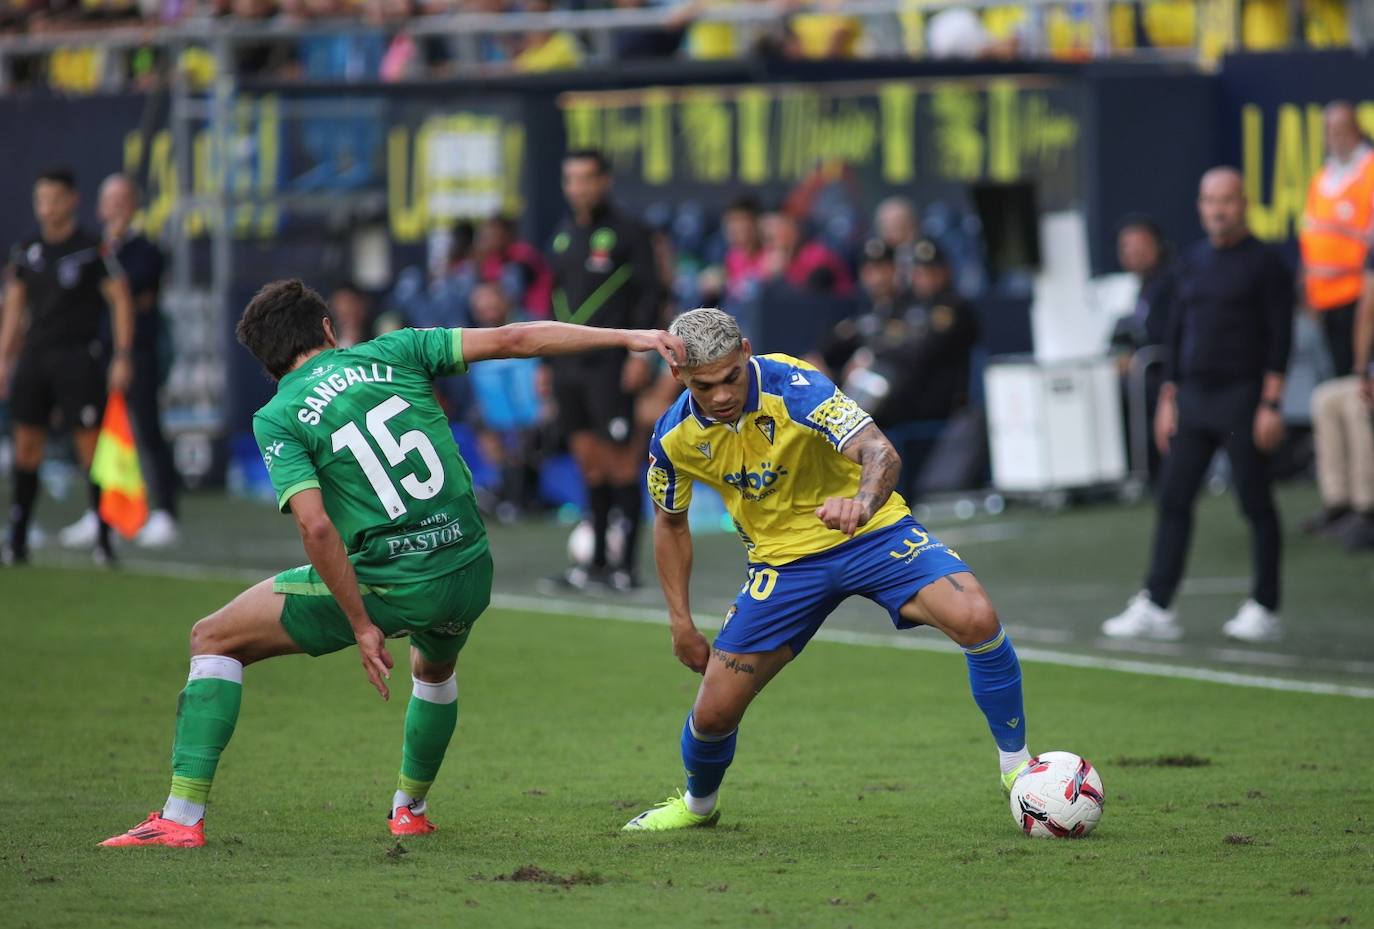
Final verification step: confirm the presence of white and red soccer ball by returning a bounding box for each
[1009,751,1105,838]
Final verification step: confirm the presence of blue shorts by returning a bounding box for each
[712,516,970,656]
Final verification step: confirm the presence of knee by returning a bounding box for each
[949,597,1001,649]
[690,703,742,738]
[189,614,230,657]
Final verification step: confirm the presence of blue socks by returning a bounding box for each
[963,627,1027,753]
[681,714,736,801]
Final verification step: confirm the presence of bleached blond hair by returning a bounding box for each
[668,308,743,368]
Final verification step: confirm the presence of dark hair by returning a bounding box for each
[725,194,761,216]
[236,279,331,381]
[1116,213,1163,243]
[563,148,611,175]
[36,167,76,190]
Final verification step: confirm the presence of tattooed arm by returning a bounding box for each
[815,422,902,536]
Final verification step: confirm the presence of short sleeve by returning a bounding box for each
[7,242,29,284]
[253,412,320,514]
[98,243,124,282]
[368,327,467,378]
[777,362,873,452]
[647,430,692,514]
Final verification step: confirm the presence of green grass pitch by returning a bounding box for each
[2,564,1371,929]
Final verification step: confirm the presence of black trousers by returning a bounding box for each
[1319,302,1356,378]
[127,348,178,517]
[1145,379,1281,611]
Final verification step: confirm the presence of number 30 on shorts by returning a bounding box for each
[742,567,778,601]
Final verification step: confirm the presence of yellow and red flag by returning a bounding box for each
[90,391,149,539]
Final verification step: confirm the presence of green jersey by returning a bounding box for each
[252,327,487,585]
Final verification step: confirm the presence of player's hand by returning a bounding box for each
[621,354,653,393]
[1360,374,1374,409]
[624,329,687,368]
[672,625,710,675]
[816,495,874,537]
[107,353,133,396]
[1153,392,1177,455]
[1253,404,1285,453]
[353,622,394,700]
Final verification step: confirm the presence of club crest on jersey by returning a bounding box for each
[754,415,775,444]
[57,255,82,288]
[695,441,713,460]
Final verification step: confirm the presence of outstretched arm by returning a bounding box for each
[815,422,902,536]
[289,488,393,700]
[461,321,684,367]
[654,506,709,674]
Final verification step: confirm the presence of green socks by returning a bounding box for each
[164,655,243,825]
[393,675,458,813]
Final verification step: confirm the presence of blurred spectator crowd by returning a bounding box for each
[0,0,1364,93]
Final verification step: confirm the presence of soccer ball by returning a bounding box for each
[1009,751,1105,838]
[566,519,626,568]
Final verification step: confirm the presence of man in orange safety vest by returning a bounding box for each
[1300,101,1374,378]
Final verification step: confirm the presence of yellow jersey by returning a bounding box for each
[647,353,910,566]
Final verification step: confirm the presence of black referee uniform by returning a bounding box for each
[1144,234,1293,613]
[549,202,662,442]
[4,227,126,561]
[549,200,663,579]
[8,229,122,432]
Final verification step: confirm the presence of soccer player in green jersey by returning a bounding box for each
[101,279,684,848]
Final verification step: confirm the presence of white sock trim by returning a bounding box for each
[412,674,457,704]
[999,747,1032,775]
[162,795,205,826]
[188,655,243,685]
[684,790,718,816]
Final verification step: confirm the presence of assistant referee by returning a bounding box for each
[1102,167,1293,644]
[545,149,664,592]
[0,168,135,565]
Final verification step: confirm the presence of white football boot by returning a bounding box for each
[1101,591,1183,640]
[136,510,180,548]
[58,510,100,548]
[1221,600,1282,643]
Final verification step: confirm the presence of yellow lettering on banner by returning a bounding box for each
[681,90,732,183]
[878,83,915,183]
[232,98,257,237]
[1019,92,1079,168]
[502,123,526,215]
[563,99,602,150]
[603,105,644,178]
[987,80,1019,181]
[931,86,983,181]
[255,95,281,238]
[643,89,673,184]
[776,91,877,181]
[737,88,771,183]
[1242,104,1274,237]
[1243,103,1308,242]
[1268,104,1309,242]
[387,125,426,243]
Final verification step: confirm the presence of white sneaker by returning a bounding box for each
[1221,600,1282,643]
[58,510,100,548]
[1101,591,1183,640]
[136,510,180,548]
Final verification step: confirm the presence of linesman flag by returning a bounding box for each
[90,391,149,539]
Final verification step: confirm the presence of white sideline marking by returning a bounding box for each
[37,554,1374,700]
[489,593,1374,700]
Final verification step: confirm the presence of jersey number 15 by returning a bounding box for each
[330,395,445,518]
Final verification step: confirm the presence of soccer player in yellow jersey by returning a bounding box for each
[624,308,1033,830]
